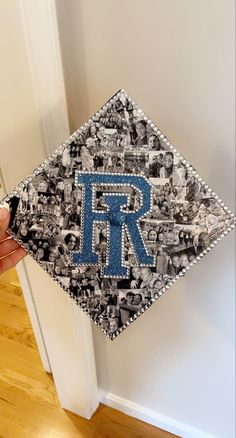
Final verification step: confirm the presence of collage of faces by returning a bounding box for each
[8,93,232,336]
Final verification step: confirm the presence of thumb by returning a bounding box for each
[0,208,10,241]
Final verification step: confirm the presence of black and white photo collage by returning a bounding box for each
[7,92,232,336]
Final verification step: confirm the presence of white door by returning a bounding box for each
[0,0,98,419]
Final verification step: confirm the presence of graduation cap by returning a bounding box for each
[0,89,235,340]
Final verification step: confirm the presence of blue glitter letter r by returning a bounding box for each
[72,172,155,277]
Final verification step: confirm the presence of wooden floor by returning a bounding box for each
[0,268,179,438]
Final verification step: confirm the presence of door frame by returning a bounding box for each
[14,0,99,419]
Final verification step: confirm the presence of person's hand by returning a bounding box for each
[130,279,138,289]
[0,207,26,274]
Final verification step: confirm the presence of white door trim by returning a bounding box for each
[16,261,52,372]
[1,166,51,372]
[18,0,69,155]
[16,0,99,418]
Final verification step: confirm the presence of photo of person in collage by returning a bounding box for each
[8,93,232,336]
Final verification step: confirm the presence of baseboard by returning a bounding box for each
[101,392,217,438]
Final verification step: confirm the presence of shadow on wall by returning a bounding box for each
[56,0,89,133]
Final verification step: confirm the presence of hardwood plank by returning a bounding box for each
[0,268,19,286]
[0,324,36,349]
[0,268,179,438]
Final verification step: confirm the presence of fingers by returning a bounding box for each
[0,208,10,241]
[0,208,27,274]
[0,247,27,274]
[0,237,21,259]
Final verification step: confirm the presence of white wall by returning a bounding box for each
[0,1,46,189]
[56,1,235,437]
